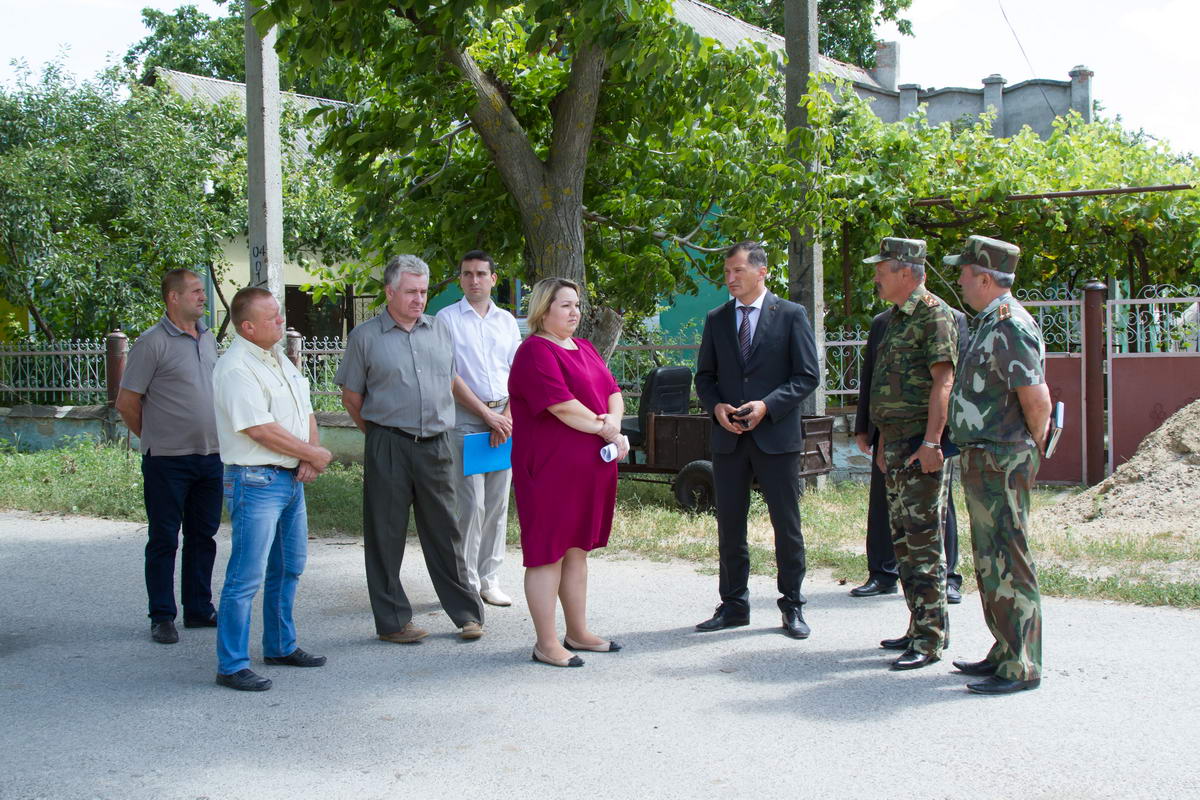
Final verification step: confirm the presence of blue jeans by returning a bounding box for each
[217,465,308,675]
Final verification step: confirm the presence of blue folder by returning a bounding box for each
[462,431,512,476]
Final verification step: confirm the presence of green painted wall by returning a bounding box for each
[658,278,725,339]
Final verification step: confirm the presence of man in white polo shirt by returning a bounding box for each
[436,250,522,607]
[212,287,333,692]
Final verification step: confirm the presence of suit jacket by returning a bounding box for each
[854,304,969,446]
[854,309,893,445]
[695,291,820,455]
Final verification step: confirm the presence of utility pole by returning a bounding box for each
[784,0,825,419]
[244,0,286,317]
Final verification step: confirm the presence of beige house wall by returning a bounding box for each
[209,235,327,330]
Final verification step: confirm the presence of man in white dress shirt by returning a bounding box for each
[212,288,333,691]
[436,251,522,607]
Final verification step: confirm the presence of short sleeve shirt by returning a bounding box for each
[119,316,219,456]
[949,294,1046,448]
[869,287,959,440]
[334,311,456,437]
[212,336,314,467]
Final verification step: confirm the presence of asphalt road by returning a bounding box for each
[1,510,1197,800]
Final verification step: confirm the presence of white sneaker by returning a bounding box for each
[480,587,513,607]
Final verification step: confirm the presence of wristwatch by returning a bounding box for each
[921,440,942,450]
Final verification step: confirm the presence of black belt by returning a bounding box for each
[380,424,445,443]
[232,464,298,474]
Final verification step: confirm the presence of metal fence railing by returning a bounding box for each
[0,339,108,407]
[824,328,868,402]
[1107,284,1200,354]
[296,336,348,412]
[0,330,875,408]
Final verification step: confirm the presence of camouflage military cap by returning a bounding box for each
[942,235,1021,273]
[863,237,927,265]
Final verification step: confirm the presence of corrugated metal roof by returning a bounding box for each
[154,68,348,112]
[672,0,883,90]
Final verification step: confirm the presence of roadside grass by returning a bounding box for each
[0,437,364,535]
[2,439,1196,608]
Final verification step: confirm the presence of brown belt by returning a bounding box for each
[483,398,508,409]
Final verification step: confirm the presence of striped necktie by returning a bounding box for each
[738,305,753,361]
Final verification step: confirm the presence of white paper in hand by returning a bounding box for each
[599,435,628,463]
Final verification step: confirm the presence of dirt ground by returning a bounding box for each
[1042,398,1200,540]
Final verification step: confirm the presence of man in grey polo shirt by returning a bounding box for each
[116,268,222,645]
[336,255,485,644]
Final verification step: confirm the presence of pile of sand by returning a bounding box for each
[1046,398,1200,538]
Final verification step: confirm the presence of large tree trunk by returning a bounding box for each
[515,171,587,286]
[444,40,624,358]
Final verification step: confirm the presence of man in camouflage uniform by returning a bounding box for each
[946,235,1051,695]
[865,237,958,671]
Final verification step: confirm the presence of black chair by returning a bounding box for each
[621,365,693,448]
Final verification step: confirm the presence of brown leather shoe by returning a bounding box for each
[459,621,484,640]
[378,623,429,644]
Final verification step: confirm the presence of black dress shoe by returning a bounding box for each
[151,620,179,644]
[263,648,326,667]
[967,675,1041,694]
[216,669,272,691]
[891,648,940,670]
[183,612,218,629]
[850,578,899,597]
[782,608,810,639]
[946,584,962,605]
[695,605,750,632]
[880,635,910,650]
[952,658,997,676]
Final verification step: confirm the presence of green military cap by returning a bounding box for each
[863,237,927,265]
[943,235,1021,273]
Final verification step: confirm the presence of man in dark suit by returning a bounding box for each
[694,241,821,639]
[850,308,966,603]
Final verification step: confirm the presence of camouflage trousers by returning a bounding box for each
[882,440,948,656]
[960,446,1043,681]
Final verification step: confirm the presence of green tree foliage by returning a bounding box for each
[124,0,349,100]
[124,2,246,84]
[263,0,1199,348]
[0,63,362,340]
[262,0,827,352]
[0,64,244,339]
[704,0,913,66]
[819,90,1200,329]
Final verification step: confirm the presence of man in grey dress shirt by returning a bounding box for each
[335,255,485,644]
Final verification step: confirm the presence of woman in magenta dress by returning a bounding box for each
[508,278,630,668]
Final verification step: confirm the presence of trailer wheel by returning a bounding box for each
[674,459,715,513]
